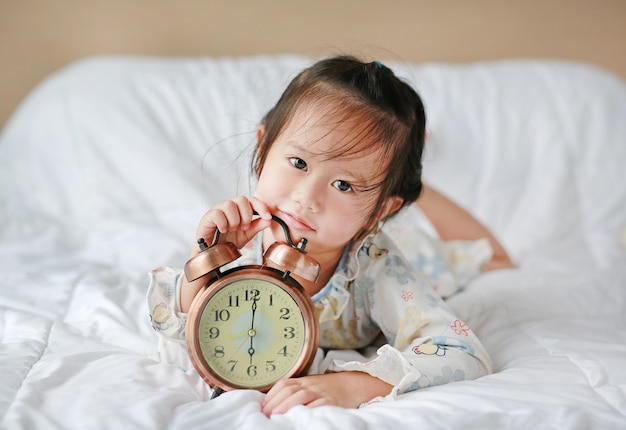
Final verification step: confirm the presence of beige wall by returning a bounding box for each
[1,0,625,130]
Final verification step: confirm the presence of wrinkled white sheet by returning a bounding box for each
[1,55,625,429]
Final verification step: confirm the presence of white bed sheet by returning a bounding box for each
[1,55,625,429]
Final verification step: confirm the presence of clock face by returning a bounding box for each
[189,272,314,390]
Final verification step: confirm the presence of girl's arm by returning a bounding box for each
[415,183,515,270]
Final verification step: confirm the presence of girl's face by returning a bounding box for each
[255,103,401,264]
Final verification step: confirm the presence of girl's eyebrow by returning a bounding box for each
[285,141,315,156]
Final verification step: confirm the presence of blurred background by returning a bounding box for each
[1,0,625,130]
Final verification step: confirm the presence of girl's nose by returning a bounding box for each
[292,177,322,212]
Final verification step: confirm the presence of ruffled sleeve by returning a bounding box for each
[146,266,192,370]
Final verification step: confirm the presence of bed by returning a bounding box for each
[1,55,625,429]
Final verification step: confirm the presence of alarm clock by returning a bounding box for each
[184,213,321,397]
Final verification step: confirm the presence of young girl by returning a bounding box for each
[147,56,513,415]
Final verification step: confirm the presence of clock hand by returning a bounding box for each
[231,331,250,339]
[233,331,250,352]
[250,296,257,328]
[227,327,253,365]
[248,297,257,364]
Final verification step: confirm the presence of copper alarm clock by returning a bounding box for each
[184,213,320,397]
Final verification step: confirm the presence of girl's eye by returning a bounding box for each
[332,180,353,193]
[289,157,308,171]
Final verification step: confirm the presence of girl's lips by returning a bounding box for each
[279,211,315,232]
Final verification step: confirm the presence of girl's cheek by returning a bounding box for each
[256,176,283,203]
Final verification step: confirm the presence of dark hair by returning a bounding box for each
[253,55,426,233]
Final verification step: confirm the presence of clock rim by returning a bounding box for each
[185,265,320,393]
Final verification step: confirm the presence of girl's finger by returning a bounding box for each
[249,196,272,220]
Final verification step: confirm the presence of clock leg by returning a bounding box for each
[210,386,224,400]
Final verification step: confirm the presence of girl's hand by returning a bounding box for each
[261,372,392,416]
[180,196,272,312]
[193,196,272,253]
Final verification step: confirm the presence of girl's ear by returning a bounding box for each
[256,125,266,145]
[377,196,404,222]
